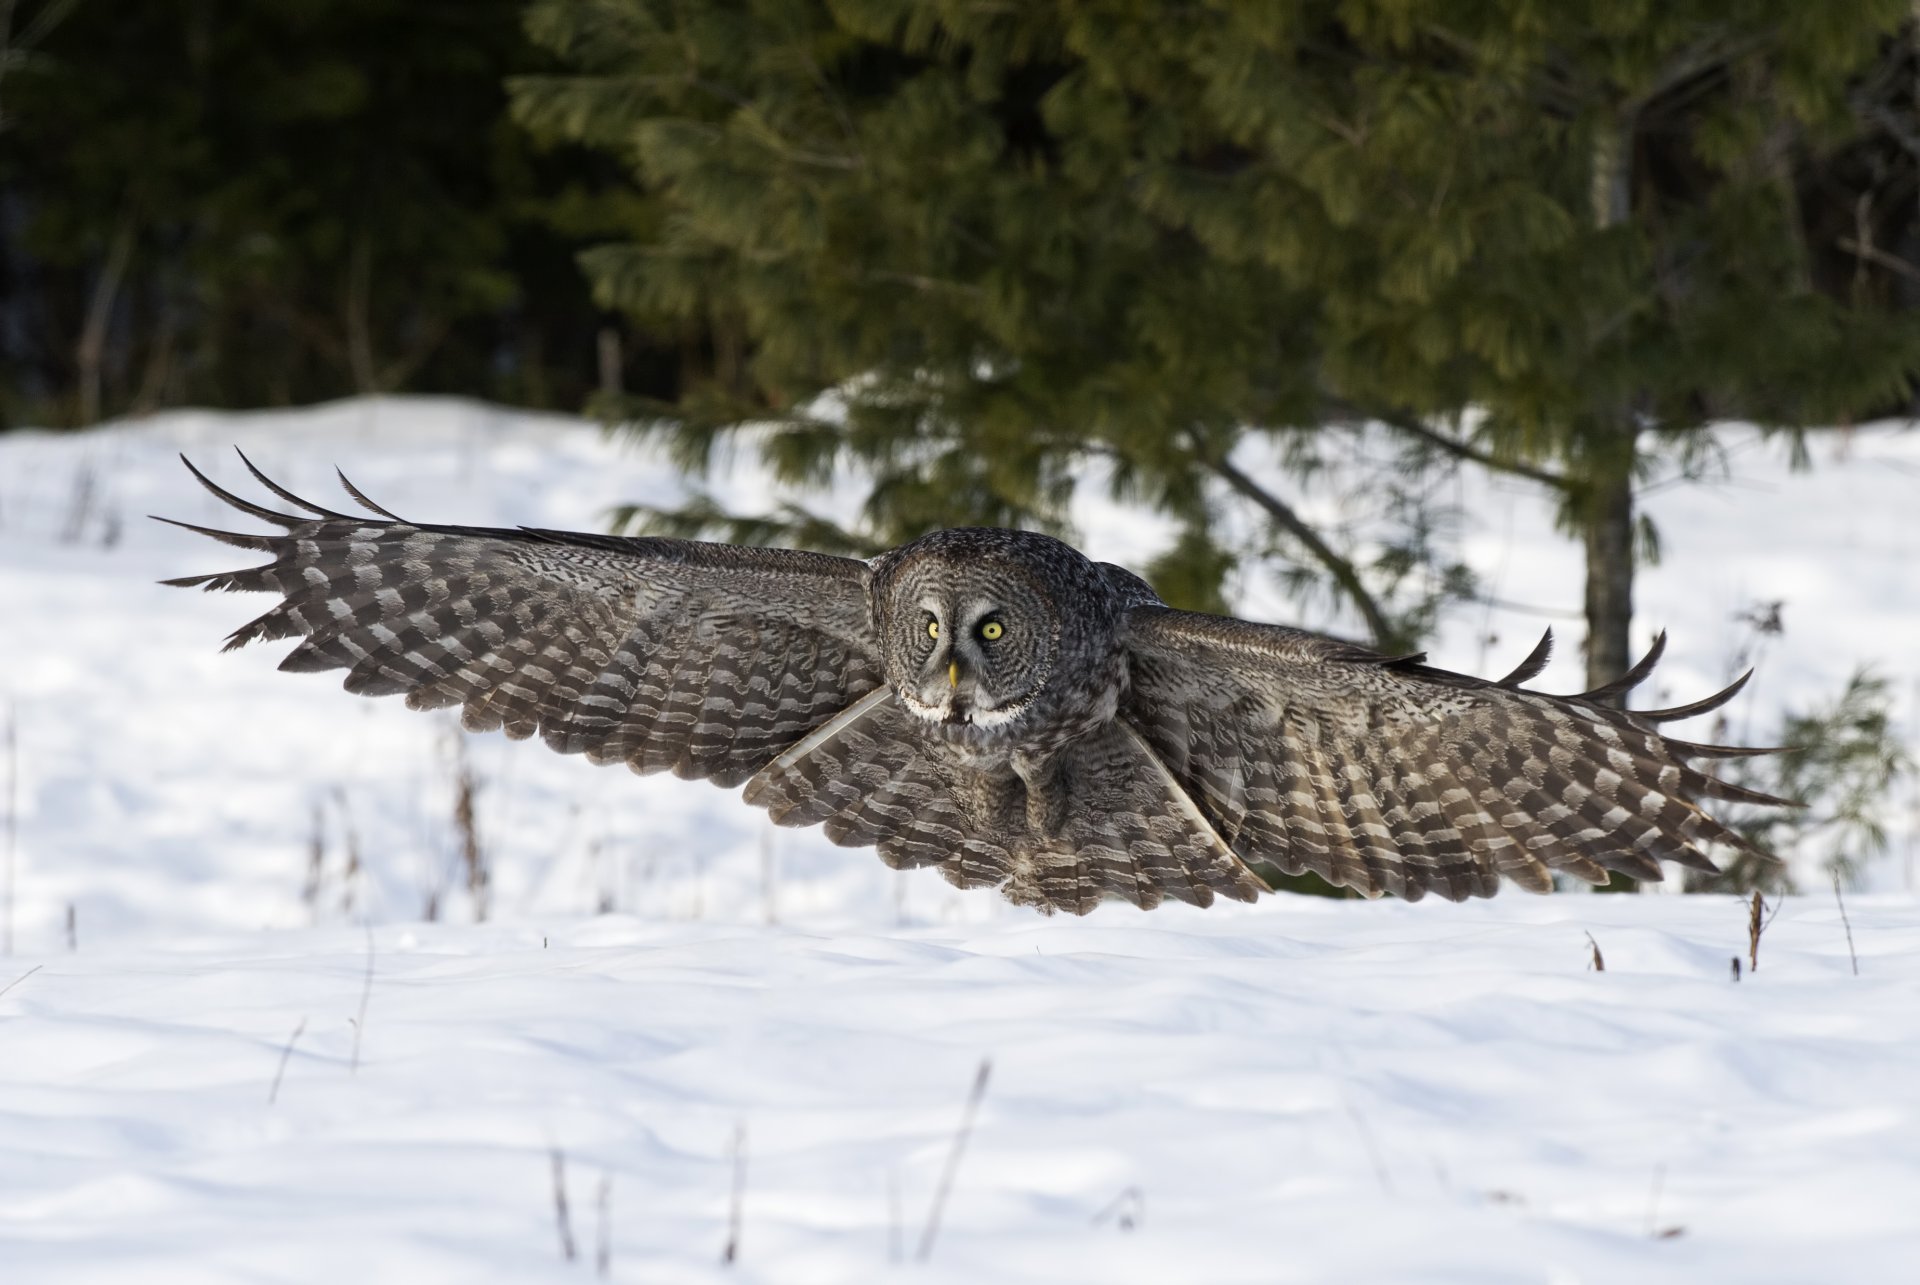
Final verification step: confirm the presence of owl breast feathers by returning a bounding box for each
[162,453,1789,914]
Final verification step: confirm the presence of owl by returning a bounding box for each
[162,453,1786,913]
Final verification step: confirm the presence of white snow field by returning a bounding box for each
[2,398,1919,1283]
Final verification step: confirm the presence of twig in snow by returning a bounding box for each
[1832,872,1860,976]
[349,926,374,1073]
[1730,956,1742,983]
[1345,1098,1395,1194]
[916,1058,992,1263]
[302,798,325,917]
[64,903,74,952]
[887,1165,903,1264]
[59,460,96,544]
[760,826,777,925]
[449,732,489,922]
[1090,1186,1144,1231]
[722,1123,746,1265]
[0,963,41,1000]
[595,1173,612,1279]
[267,1017,307,1105]
[550,1146,578,1263]
[332,787,362,916]
[1584,931,1606,972]
[1645,1163,1685,1239]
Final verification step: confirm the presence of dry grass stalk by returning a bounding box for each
[1832,871,1860,976]
[0,963,42,1000]
[1345,1098,1395,1194]
[58,461,96,545]
[760,826,778,926]
[450,734,489,921]
[1584,931,1605,972]
[916,1059,992,1263]
[349,926,374,1074]
[302,799,325,918]
[268,1017,307,1105]
[722,1123,746,1265]
[550,1146,578,1263]
[64,903,74,951]
[595,1173,612,1279]
[1090,1186,1144,1231]
[1730,956,1742,983]
[332,787,363,916]
[1746,890,1780,973]
[589,836,614,915]
[887,1165,903,1264]
[1645,1163,1685,1239]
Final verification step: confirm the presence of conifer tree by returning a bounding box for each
[514,0,1442,639]
[515,0,1920,672]
[0,0,654,424]
[1262,1,1920,690]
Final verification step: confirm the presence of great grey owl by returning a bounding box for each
[162,453,1786,914]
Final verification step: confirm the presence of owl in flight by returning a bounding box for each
[163,453,1785,913]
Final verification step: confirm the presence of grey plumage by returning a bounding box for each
[163,453,1788,914]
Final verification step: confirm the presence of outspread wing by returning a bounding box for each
[161,454,882,788]
[1121,607,1786,901]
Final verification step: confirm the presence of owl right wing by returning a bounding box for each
[1120,606,1788,901]
[162,454,883,788]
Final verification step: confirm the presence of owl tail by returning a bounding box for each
[743,691,1268,914]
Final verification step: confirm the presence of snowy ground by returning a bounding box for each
[2,398,1919,1282]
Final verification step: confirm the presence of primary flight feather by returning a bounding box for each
[162,453,1788,913]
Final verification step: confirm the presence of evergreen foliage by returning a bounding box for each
[515,0,1920,668]
[1705,667,1915,893]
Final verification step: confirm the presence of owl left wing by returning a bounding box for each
[162,454,882,788]
[1121,606,1788,901]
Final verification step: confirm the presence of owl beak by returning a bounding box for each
[948,659,959,689]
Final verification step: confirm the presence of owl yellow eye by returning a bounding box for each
[927,619,940,639]
[980,620,1004,641]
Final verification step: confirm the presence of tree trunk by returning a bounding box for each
[597,326,624,398]
[130,298,178,416]
[345,230,377,394]
[1582,109,1639,702]
[75,209,136,425]
[1581,462,1635,701]
[1585,112,1644,892]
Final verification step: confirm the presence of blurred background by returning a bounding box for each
[3,0,1919,916]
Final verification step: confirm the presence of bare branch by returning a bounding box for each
[1838,236,1920,287]
[1339,405,1573,491]
[1209,455,1399,648]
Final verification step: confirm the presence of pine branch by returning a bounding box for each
[1336,403,1573,491]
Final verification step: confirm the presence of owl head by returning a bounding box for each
[868,527,1123,740]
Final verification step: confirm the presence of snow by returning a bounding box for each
[2,396,1919,1282]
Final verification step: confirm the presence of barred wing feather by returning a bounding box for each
[161,453,882,789]
[1121,607,1786,901]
